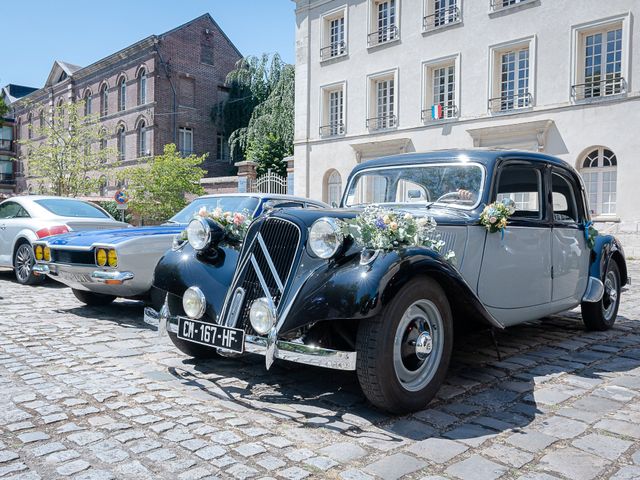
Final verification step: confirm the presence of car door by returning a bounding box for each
[550,168,589,302]
[0,201,23,265]
[477,161,552,309]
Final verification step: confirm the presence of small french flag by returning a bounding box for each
[432,104,443,120]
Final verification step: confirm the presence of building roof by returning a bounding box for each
[1,84,38,104]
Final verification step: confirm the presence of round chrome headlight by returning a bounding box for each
[249,297,275,335]
[308,217,343,259]
[186,218,211,251]
[182,286,206,319]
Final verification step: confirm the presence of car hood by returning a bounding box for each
[46,225,186,247]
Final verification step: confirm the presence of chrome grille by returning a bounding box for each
[224,218,301,334]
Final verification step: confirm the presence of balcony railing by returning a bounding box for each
[367,25,399,47]
[319,123,345,137]
[0,173,15,185]
[366,114,397,130]
[0,140,14,151]
[421,104,458,122]
[423,6,461,30]
[571,77,626,101]
[320,41,347,60]
[490,0,530,11]
[488,92,533,112]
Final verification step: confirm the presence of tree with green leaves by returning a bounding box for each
[0,95,9,119]
[18,100,114,196]
[120,143,206,224]
[213,53,293,170]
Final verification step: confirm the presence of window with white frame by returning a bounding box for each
[116,124,126,161]
[368,0,398,47]
[490,0,530,12]
[321,8,347,60]
[573,22,624,100]
[137,120,148,157]
[179,127,193,156]
[325,170,343,206]
[580,147,617,216]
[424,0,460,31]
[118,77,126,112]
[367,72,396,130]
[138,68,147,105]
[423,58,458,121]
[100,84,108,118]
[320,84,345,137]
[489,40,532,112]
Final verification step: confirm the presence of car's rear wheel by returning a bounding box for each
[356,278,453,414]
[581,261,621,331]
[168,331,220,359]
[72,289,116,306]
[14,243,44,285]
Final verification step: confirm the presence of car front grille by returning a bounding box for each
[51,249,95,266]
[224,218,301,334]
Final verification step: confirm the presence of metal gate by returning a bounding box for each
[249,169,287,194]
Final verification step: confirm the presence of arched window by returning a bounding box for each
[39,110,44,129]
[324,169,342,206]
[117,124,126,161]
[99,128,107,152]
[579,147,617,216]
[100,83,108,118]
[27,113,33,139]
[118,76,126,112]
[84,90,92,116]
[137,119,147,157]
[138,68,147,105]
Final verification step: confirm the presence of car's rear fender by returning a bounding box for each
[590,234,628,286]
[281,247,504,335]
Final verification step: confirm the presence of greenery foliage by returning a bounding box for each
[213,53,293,176]
[119,143,206,224]
[0,96,8,119]
[93,200,133,224]
[18,100,115,196]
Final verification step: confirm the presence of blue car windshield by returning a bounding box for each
[35,199,111,218]
[169,196,260,224]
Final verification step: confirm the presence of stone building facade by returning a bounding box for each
[292,0,640,231]
[9,14,241,196]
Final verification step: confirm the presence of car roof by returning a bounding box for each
[196,192,328,206]
[350,149,574,175]
[0,195,93,206]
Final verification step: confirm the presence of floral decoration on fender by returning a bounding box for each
[584,221,599,250]
[339,206,455,261]
[480,198,516,236]
[177,208,253,245]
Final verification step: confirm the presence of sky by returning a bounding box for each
[1,0,296,89]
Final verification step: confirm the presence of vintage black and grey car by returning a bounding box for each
[145,150,629,413]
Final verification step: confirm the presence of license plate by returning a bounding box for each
[58,271,92,283]
[177,317,244,353]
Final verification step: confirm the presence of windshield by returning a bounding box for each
[169,196,260,224]
[345,163,484,209]
[35,199,111,218]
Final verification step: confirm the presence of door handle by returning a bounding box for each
[0,224,5,230]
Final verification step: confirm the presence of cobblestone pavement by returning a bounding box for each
[0,262,639,480]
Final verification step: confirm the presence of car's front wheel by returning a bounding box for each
[72,289,117,306]
[168,331,220,359]
[581,261,621,331]
[14,243,44,285]
[356,278,453,414]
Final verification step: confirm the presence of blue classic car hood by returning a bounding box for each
[47,225,185,247]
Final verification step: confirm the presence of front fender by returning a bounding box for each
[282,247,504,335]
[590,234,628,285]
[151,244,240,322]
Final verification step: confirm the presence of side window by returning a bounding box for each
[495,165,542,219]
[0,202,21,219]
[552,171,579,223]
[15,207,31,218]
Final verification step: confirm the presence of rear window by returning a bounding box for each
[35,199,110,218]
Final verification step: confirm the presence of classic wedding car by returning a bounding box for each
[32,194,327,306]
[145,150,628,413]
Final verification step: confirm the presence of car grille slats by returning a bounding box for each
[226,218,301,334]
[51,250,95,265]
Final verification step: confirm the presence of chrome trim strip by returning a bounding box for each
[32,264,50,275]
[90,271,134,283]
[582,276,605,303]
[250,254,277,312]
[257,233,284,293]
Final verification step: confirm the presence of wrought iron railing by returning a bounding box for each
[366,114,397,130]
[367,25,399,47]
[320,41,347,60]
[421,105,458,121]
[319,123,345,137]
[423,6,461,30]
[571,77,626,101]
[488,92,533,112]
[490,0,529,11]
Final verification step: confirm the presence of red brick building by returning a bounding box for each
[9,14,242,195]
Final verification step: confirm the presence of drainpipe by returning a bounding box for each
[154,40,178,146]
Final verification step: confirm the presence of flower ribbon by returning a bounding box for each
[583,221,593,243]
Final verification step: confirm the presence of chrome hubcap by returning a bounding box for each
[15,245,34,282]
[393,299,444,392]
[603,269,619,321]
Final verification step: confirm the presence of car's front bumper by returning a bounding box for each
[143,305,357,371]
[33,263,138,294]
